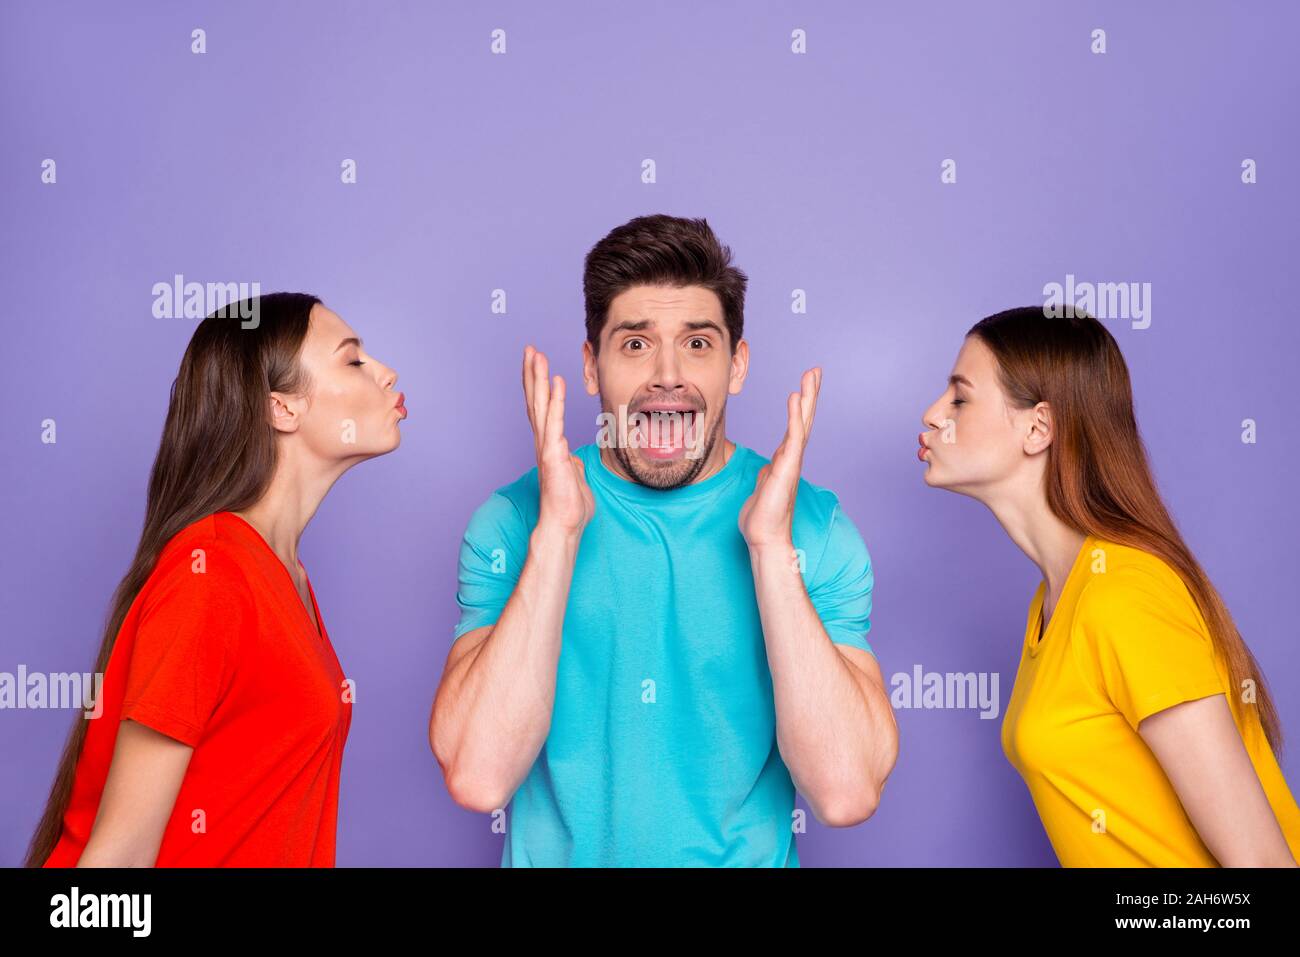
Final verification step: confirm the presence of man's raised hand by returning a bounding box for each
[523,345,595,537]
[738,367,821,549]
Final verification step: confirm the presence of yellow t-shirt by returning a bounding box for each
[1001,534,1300,866]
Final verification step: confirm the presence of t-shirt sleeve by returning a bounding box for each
[805,503,875,656]
[121,546,251,747]
[452,491,530,640]
[1073,565,1227,731]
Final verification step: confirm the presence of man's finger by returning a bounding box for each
[797,369,812,431]
[802,367,821,441]
[532,350,551,448]
[770,390,804,484]
[523,345,538,439]
[544,373,566,455]
[788,389,805,448]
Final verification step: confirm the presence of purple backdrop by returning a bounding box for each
[2,1,1297,867]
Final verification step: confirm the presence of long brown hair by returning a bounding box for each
[25,292,320,866]
[970,305,1283,753]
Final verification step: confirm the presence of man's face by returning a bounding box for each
[583,284,747,489]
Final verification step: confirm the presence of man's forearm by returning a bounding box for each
[750,541,894,826]
[435,522,580,811]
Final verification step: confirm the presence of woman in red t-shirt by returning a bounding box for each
[26,292,408,867]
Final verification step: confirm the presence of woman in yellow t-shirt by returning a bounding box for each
[917,305,1299,867]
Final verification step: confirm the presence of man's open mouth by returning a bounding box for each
[630,407,702,458]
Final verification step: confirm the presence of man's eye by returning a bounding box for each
[626,339,645,351]
[349,359,366,367]
[951,397,965,406]
[689,338,708,349]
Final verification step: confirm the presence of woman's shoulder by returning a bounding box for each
[143,512,260,601]
[1081,538,1186,593]
[1075,537,1206,632]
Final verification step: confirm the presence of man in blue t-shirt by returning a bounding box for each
[430,214,898,866]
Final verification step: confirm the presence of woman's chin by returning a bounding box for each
[343,433,402,462]
[921,465,951,490]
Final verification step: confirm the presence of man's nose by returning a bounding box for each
[652,349,683,388]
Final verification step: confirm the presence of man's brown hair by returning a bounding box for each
[583,214,748,355]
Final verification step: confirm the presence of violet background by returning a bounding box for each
[2,0,1297,866]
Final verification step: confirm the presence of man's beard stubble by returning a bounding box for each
[609,399,725,491]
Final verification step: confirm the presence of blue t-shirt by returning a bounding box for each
[452,441,874,866]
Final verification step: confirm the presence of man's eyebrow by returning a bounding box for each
[605,318,726,337]
[949,374,973,387]
[606,319,652,336]
[333,337,363,353]
[682,319,725,337]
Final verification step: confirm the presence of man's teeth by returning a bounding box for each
[634,410,697,449]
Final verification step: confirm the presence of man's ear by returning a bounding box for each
[267,391,303,434]
[581,340,599,397]
[1023,401,1053,456]
[727,339,749,396]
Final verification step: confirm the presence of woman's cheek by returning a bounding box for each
[323,392,353,449]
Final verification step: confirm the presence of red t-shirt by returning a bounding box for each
[44,511,352,867]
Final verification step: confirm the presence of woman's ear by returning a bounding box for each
[267,391,303,434]
[1023,401,1054,455]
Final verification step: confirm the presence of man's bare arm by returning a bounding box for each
[430,522,581,813]
[751,541,898,826]
[740,368,898,826]
[429,346,593,813]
